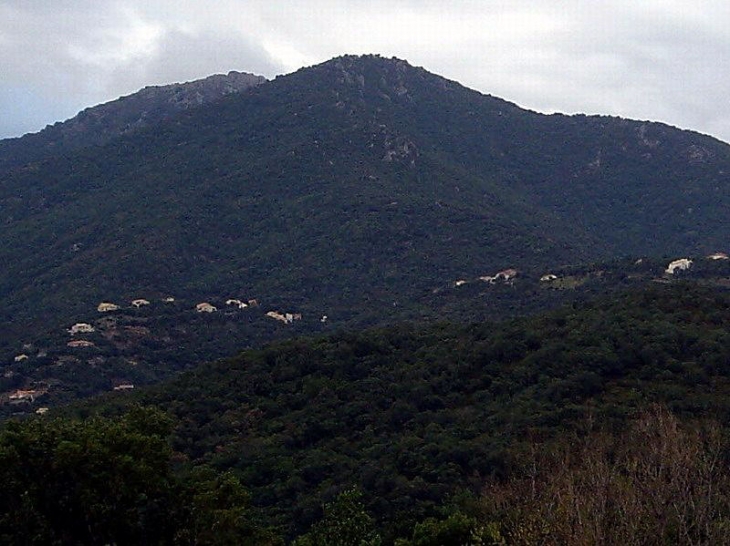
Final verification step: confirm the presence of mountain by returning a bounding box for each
[3,54,730,407]
[0,70,266,170]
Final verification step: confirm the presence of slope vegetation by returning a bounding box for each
[2,54,730,397]
[75,283,730,540]
[0,70,265,170]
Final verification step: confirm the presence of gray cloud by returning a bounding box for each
[1,0,729,143]
[102,28,281,98]
[0,0,282,137]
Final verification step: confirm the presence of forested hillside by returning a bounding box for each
[3,55,730,413]
[0,70,265,171]
[4,255,730,419]
[3,283,718,543]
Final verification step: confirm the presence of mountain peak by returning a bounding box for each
[0,70,267,170]
[133,70,266,104]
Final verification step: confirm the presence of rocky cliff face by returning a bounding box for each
[0,71,266,170]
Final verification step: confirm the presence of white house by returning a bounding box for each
[68,323,95,335]
[196,302,217,313]
[665,258,693,275]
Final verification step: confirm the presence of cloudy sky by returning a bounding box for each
[2,1,730,143]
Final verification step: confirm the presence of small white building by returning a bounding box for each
[665,258,693,275]
[196,302,217,313]
[266,311,289,323]
[9,389,37,402]
[266,311,301,324]
[68,323,95,335]
[97,302,120,312]
[495,268,518,281]
[113,383,135,391]
[67,340,95,348]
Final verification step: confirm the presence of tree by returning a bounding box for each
[395,512,504,546]
[173,466,282,545]
[0,407,175,544]
[293,488,381,546]
[0,407,282,545]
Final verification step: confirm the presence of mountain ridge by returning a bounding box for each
[0,70,266,170]
[2,54,730,408]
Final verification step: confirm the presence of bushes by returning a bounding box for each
[481,406,730,545]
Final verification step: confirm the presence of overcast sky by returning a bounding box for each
[2,1,730,143]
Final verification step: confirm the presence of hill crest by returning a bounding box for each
[0,70,266,170]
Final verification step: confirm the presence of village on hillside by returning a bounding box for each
[3,253,729,417]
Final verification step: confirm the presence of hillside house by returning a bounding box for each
[97,302,119,312]
[455,280,468,287]
[68,323,95,335]
[665,258,692,275]
[9,389,39,403]
[196,302,217,313]
[480,268,518,284]
[541,274,558,282]
[226,299,248,309]
[162,297,176,303]
[14,354,28,362]
[267,311,302,324]
[131,299,150,308]
[113,383,135,391]
[707,252,729,260]
[495,268,518,281]
[67,340,95,348]
[266,311,289,323]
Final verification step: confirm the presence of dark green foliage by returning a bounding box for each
[0,407,176,544]
[4,54,730,542]
[0,72,265,171]
[174,467,282,545]
[293,488,381,546]
[395,512,502,546]
[73,284,730,541]
[0,407,280,545]
[7,283,730,543]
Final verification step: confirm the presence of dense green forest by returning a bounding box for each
[5,283,730,544]
[4,254,730,419]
